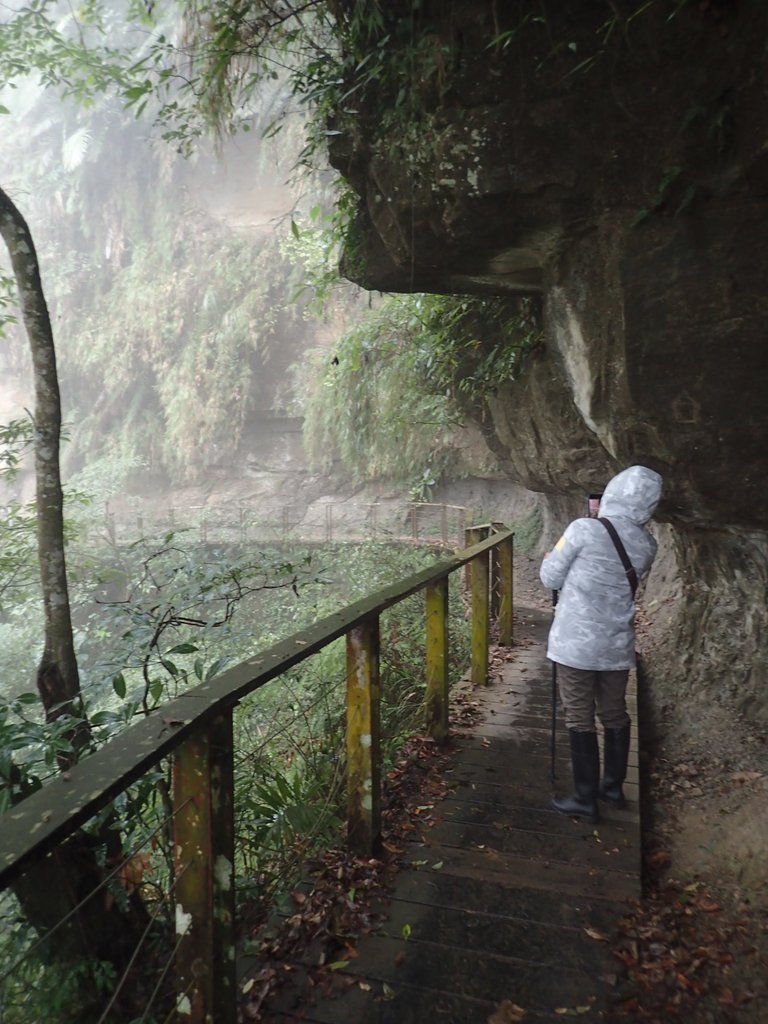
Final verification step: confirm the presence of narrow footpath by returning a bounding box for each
[258,604,641,1023]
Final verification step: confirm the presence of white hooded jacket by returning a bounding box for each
[540,466,663,671]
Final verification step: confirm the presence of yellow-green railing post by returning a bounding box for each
[490,521,505,622]
[458,507,469,550]
[498,532,514,646]
[172,714,236,1024]
[463,525,476,590]
[425,577,449,743]
[467,527,490,686]
[346,616,381,855]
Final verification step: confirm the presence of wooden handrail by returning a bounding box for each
[0,526,513,1022]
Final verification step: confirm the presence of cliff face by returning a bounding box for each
[329,0,768,723]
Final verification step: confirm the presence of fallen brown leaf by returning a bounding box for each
[647,849,671,869]
[694,895,721,913]
[487,999,526,1023]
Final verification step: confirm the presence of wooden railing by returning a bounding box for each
[0,525,513,1023]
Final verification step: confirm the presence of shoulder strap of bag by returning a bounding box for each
[597,517,639,598]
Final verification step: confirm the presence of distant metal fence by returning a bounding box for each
[102,500,472,550]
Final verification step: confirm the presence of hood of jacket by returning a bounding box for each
[598,465,662,525]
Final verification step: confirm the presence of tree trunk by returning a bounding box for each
[0,187,86,757]
[0,188,150,995]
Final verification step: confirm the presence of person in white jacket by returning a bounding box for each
[540,465,662,823]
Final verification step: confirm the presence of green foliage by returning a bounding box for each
[0,909,119,1024]
[0,2,440,160]
[0,692,76,812]
[279,195,362,315]
[0,478,473,1009]
[0,418,33,480]
[231,539,470,901]
[75,535,317,718]
[235,742,342,895]
[302,293,541,496]
[511,506,543,555]
[0,273,18,338]
[0,19,329,482]
[56,207,307,481]
[0,420,40,613]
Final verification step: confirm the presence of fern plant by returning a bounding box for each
[301,292,541,495]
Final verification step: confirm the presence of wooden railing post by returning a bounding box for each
[425,577,449,743]
[498,532,514,646]
[172,713,237,1024]
[464,525,489,589]
[346,616,381,855]
[490,521,505,622]
[467,527,490,686]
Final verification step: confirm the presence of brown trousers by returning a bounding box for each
[555,664,631,732]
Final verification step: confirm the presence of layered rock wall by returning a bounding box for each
[329,0,768,726]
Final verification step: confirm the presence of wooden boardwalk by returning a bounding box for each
[260,605,641,1023]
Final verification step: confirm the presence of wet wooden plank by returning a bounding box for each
[419,819,641,876]
[376,899,606,970]
[387,870,622,930]
[398,840,639,902]
[438,795,639,835]
[293,931,604,1006]
[264,976,607,1023]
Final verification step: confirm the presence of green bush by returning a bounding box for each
[512,506,543,554]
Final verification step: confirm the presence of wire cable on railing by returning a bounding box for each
[0,796,193,988]
[138,917,194,1024]
[94,858,193,1024]
[232,673,346,773]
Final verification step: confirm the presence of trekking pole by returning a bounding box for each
[550,590,558,784]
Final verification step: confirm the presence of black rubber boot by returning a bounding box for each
[599,722,631,809]
[551,729,600,824]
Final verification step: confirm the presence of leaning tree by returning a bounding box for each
[0,187,150,999]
